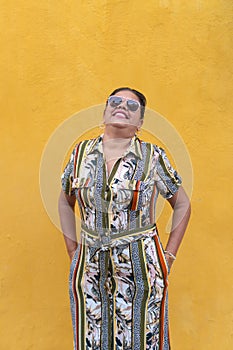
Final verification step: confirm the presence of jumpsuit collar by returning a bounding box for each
[86,134,143,160]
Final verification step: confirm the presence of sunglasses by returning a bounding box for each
[107,96,140,112]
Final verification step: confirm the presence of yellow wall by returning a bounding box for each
[1,1,232,349]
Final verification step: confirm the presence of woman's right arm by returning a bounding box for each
[58,190,78,261]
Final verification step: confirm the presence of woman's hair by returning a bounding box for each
[108,87,147,119]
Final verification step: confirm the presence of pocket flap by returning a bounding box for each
[72,177,93,189]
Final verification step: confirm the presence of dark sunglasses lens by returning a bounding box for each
[108,96,122,107]
[108,96,140,112]
[127,100,139,111]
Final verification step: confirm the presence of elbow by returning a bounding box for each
[180,192,191,216]
[180,194,191,224]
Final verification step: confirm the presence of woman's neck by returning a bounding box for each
[102,129,133,175]
[103,124,136,141]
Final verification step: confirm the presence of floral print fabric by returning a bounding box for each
[61,135,181,239]
[62,135,182,350]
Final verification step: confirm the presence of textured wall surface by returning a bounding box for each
[0,1,232,349]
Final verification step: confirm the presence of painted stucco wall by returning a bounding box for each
[0,1,232,349]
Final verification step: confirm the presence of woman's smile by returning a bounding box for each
[112,110,129,119]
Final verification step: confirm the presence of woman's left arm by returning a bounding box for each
[164,186,191,269]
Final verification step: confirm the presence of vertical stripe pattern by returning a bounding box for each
[130,240,149,349]
[69,240,86,350]
[69,229,170,350]
[61,136,183,350]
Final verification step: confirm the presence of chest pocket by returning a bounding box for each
[72,177,96,209]
[111,179,154,210]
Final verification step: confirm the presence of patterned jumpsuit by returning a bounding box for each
[61,136,182,350]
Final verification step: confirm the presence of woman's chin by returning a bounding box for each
[105,119,138,129]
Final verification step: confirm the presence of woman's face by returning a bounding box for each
[103,90,143,132]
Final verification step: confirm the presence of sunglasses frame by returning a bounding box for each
[107,96,141,112]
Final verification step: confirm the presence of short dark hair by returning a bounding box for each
[108,87,147,119]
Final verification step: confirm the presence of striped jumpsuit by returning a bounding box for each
[61,136,182,350]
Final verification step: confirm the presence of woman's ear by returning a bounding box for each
[137,119,143,130]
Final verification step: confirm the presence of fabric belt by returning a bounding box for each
[80,223,158,250]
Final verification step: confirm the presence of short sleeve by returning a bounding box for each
[61,145,77,196]
[154,146,182,199]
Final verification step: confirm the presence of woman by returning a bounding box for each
[58,87,191,350]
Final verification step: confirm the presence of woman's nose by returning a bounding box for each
[117,100,127,109]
